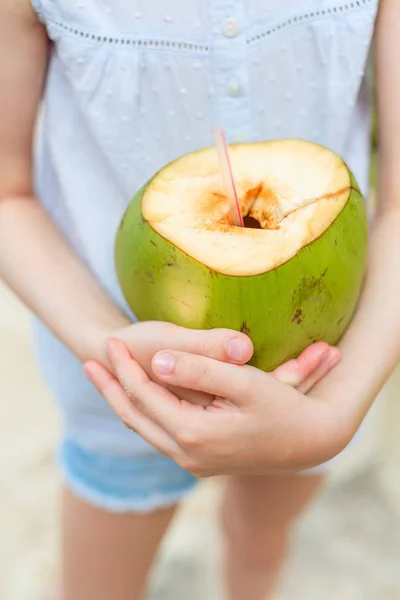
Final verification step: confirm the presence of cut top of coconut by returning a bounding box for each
[141,139,354,276]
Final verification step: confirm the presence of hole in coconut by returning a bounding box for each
[243,215,262,229]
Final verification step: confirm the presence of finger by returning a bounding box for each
[110,339,213,406]
[151,349,261,404]
[166,384,213,407]
[83,360,181,456]
[271,342,331,387]
[106,338,206,434]
[297,348,341,394]
[109,334,214,406]
[143,322,254,364]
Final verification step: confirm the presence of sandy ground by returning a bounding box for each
[1,280,400,600]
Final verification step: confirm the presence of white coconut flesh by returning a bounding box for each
[142,140,352,276]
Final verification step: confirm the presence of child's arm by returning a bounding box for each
[0,0,132,366]
[307,0,400,422]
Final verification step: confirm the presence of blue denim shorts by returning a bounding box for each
[58,438,197,512]
[32,318,336,514]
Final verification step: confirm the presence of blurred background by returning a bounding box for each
[2,102,400,600]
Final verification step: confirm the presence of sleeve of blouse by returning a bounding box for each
[29,0,45,23]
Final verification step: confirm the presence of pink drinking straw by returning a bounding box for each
[213,127,244,228]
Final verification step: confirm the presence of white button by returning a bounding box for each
[227,79,244,97]
[222,18,239,38]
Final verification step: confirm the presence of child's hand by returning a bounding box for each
[110,321,338,405]
[84,337,344,477]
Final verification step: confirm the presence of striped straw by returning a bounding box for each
[212,127,244,227]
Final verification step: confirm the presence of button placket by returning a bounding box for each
[209,1,251,144]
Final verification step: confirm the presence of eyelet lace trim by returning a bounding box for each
[49,20,210,53]
[47,0,375,53]
[247,0,376,45]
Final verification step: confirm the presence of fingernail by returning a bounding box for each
[153,352,176,375]
[83,363,95,381]
[327,350,341,368]
[318,348,331,365]
[227,338,248,362]
[274,362,302,386]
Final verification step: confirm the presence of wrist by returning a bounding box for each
[85,311,132,367]
[308,392,363,467]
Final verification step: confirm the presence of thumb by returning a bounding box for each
[146,322,254,364]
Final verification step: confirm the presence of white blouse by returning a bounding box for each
[31,0,378,311]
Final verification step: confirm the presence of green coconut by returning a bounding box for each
[115,139,368,371]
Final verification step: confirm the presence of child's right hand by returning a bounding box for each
[105,321,339,406]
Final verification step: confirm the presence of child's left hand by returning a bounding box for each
[83,339,347,477]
